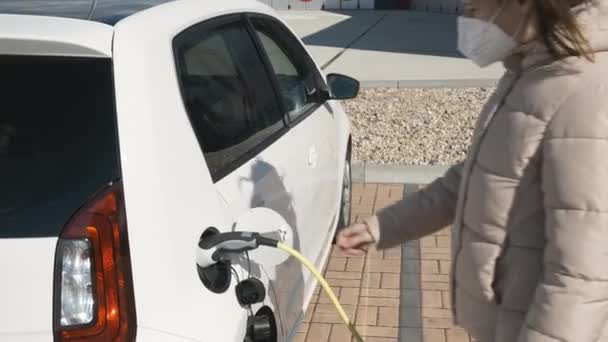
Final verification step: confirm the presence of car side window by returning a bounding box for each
[174,18,285,181]
[250,17,325,123]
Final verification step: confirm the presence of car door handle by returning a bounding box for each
[308,147,318,168]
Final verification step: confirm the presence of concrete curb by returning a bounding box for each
[360,78,499,89]
[352,163,450,184]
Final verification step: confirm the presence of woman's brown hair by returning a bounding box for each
[530,0,593,60]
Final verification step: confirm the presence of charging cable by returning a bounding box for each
[276,242,364,342]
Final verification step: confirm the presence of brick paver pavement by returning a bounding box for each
[295,183,477,342]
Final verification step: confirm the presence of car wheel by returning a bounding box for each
[337,151,352,232]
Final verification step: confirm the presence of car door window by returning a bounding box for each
[250,17,325,123]
[174,18,285,181]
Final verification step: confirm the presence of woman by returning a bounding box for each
[336,0,608,341]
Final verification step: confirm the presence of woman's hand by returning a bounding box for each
[335,221,379,256]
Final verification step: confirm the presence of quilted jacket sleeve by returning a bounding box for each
[518,94,608,341]
[366,162,463,250]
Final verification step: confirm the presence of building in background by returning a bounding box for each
[258,0,461,13]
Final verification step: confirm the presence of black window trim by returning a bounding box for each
[172,13,290,183]
[244,12,329,128]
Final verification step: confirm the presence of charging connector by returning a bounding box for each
[197,231,277,269]
[196,230,364,342]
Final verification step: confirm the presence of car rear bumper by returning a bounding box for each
[0,331,53,342]
[137,327,202,342]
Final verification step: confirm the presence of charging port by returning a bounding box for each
[244,306,277,342]
[197,227,231,293]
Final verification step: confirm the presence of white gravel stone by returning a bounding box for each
[342,87,494,166]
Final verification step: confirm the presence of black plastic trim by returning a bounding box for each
[243,14,290,128]
[197,227,232,294]
[244,13,328,128]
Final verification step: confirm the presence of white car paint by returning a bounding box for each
[0,0,352,341]
[0,238,57,340]
[0,14,112,57]
[217,112,339,338]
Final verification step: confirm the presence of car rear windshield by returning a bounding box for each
[0,56,120,238]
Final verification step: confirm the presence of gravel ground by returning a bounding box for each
[343,87,495,166]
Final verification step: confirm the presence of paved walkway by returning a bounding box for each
[295,183,477,342]
[281,10,504,87]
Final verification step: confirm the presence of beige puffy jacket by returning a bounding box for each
[366,2,608,341]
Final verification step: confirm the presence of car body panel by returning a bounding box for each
[212,12,348,338]
[137,327,200,342]
[215,117,334,337]
[0,14,113,57]
[0,0,93,20]
[111,1,279,340]
[0,0,175,25]
[0,238,57,340]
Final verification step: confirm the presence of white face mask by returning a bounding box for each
[458,7,519,67]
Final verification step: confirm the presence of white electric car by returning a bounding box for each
[0,0,358,341]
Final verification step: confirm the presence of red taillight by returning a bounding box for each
[54,182,136,341]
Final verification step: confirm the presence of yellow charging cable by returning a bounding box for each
[276,242,364,342]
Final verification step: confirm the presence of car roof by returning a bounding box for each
[0,0,276,57]
[0,14,114,57]
[0,0,174,25]
[0,0,274,25]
